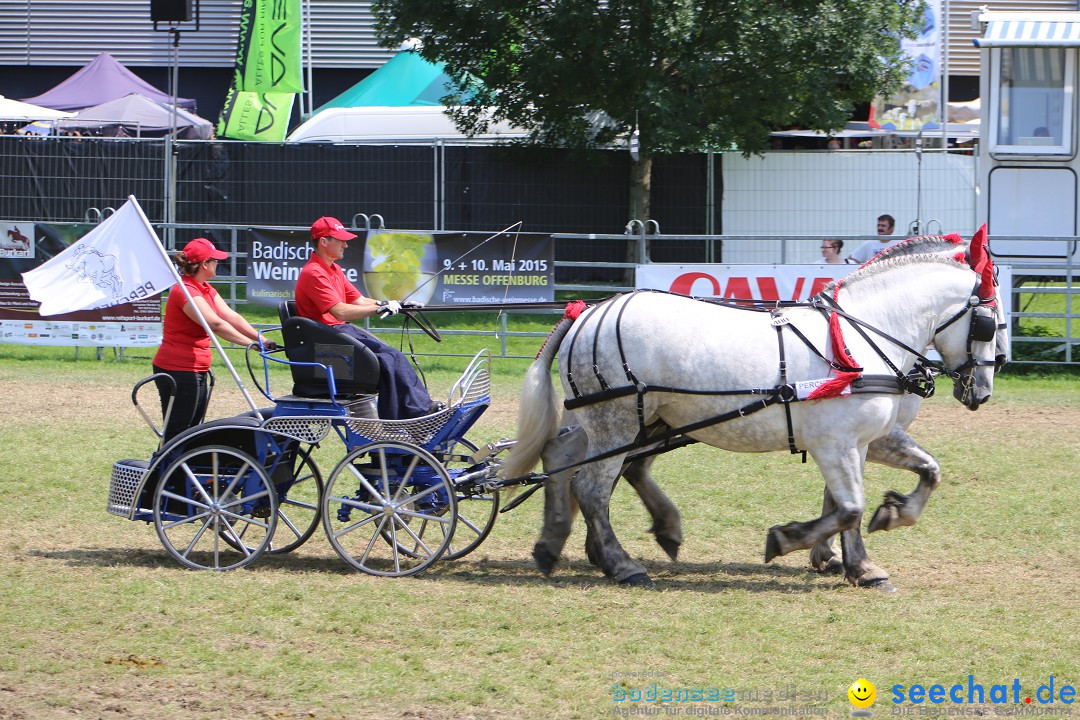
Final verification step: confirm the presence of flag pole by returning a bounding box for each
[129,196,263,420]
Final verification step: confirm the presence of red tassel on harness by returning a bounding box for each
[807,281,861,399]
[564,300,587,320]
[807,372,860,400]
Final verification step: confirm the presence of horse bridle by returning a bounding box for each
[815,281,1003,385]
[932,284,1005,374]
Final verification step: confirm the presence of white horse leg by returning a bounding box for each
[866,427,942,532]
[621,455,682,561]
[573,455,652,587]
[765,447,868,584]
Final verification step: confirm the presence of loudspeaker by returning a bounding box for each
[150,0,193,23]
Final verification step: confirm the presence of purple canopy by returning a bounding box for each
[21,53,195,112]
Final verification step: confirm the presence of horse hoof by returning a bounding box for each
[532,544,559,576]
[764,528,783,563]
[619,573,655,589]
[813,556,844,575]
[656,536,681,561]
[859,576,898,594]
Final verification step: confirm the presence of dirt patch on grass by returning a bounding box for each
[3,374,1076,438]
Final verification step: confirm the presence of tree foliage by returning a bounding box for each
[375,0,924,157]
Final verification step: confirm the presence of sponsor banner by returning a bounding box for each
[217,0,300,140]
[871,0,942,131]
[240,0,303,93]
[636,263,1013,324]
[636,264,856,302]
[217,89,294,141]
[246,229,554,307]
[0,222,162,347]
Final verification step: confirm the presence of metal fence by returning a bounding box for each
[2,133,1077,364]
[149,223,1080,364]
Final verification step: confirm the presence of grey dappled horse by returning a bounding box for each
[503,234,1003,588]
[533,392,936,589]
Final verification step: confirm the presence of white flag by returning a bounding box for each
[21,197,177,316]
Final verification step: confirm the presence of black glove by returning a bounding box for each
[377,300,402,319]
[262,339,278,351]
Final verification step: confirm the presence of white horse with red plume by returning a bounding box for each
[502,228,1004,588]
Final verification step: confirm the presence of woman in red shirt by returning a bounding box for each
[152,238,267,443]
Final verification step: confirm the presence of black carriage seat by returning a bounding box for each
[277,302,380,399]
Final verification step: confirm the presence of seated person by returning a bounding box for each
[294,216,436,419]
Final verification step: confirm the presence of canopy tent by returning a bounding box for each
[55,93,213,139]
[21,52,195,112]
[317,50,459,113]
[0,96,73,121]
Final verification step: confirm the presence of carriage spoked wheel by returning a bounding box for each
[394,439,499,561]
[154,445,278,571]
[322,441,457,577]
[220,445,324,556]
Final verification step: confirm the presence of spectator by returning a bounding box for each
[817,239,850,265]
[152,238,271,444]
[294,216,438,419]
[848,214,903,264]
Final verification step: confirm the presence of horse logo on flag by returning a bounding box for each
[65,243,123,300]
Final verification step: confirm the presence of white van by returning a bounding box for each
[286,105,528,144]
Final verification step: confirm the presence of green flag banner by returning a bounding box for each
[217,88,295,141]
[237,0,303,93]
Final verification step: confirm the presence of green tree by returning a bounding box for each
[374,0,925,224]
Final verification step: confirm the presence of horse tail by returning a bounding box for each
[500,314,578,479]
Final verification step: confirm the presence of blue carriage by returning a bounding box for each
[106,306,504,576]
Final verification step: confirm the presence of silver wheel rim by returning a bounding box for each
[322,442,457,577]
[154,445,277,571]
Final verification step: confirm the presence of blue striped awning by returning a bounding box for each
[975,16,1080,47]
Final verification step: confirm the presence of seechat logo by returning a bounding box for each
[850,678,877,717]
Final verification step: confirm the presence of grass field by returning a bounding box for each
[0,347,1078,719]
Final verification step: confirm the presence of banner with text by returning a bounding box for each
[217,0,300,140]
[0,222,162,347]
[636,263,1012,319]
[246,229,554,307]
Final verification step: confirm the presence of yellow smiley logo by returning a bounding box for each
[848,678,877,709]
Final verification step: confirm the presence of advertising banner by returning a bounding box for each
[0,222,163,347]
[871,0,942,131]
[636,262,1012,323]
[217,89,294,142]
[217,0,300,140]
[239,0,303,93]
[246,229,555,307]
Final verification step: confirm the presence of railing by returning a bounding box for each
[18,217,1080,364]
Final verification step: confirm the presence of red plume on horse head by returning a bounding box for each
[968,224,996,303]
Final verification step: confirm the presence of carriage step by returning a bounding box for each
[107,459,150,517]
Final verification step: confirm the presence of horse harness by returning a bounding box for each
[551,288,995,474]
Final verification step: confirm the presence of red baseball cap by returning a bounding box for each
[182,237,228,262]
[310,216,357,242]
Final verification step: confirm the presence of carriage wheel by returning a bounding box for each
[154,445,278,571]
[322,441,457,577]
[267,446,323,554]
[394,439,499,561]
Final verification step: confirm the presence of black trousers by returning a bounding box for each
[153,365,211,444]
[334,324,432,419]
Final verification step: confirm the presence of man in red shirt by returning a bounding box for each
[295,216,435,419]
